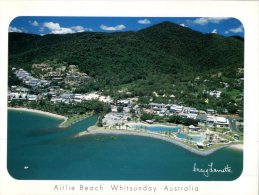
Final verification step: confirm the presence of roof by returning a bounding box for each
[215,116,229,124]
[197,142,205,146]
[149,103,164,106]
[196,114,207,121]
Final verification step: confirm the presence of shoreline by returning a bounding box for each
[8,108,243,154]
[8,107,68,120]
[228,144,243,150]
[75,126,237,156]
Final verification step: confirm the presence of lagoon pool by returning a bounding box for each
[176,133,204,142]
[131,124,180,132]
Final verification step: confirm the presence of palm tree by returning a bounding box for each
[213,123,217,132]
[190,137,193,144]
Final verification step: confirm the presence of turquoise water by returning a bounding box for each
[8,110,243,180]
[131,124,180,132]
[176,133,204,142]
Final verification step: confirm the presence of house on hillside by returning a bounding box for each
[208,90,221,98]
[40,80,51,86]
[32,63,49,69]
[27,95,38,101]
[14,87,29,93]
[206,109,216,115]
[50,97,63,103]
[8,92,28,100]
[169,105,183,113]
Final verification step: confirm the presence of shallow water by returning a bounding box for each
[7,110,243,180]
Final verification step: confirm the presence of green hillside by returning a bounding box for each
[8,21,244,115]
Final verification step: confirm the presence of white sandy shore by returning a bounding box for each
[75,126,230,156]
[229,144,243,150]
[8,107,67,120]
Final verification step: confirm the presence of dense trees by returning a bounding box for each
[8,100,111,117]
[140,113,154,121]
[8,21,243,115]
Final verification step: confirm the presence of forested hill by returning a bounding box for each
[8,21,244,112]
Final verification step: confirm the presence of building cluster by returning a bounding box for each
[49,92,112,104]
[9,64,234,132]
[102,112,132,127]
[14,68,51,88]
[8,86,38,101]
[8,64,96,103]
[33,64,93,87]
[102,98,137,126]
[143,103,229,128]
[14,64,93,89]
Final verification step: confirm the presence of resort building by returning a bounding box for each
[149,103,165,111]
[206,115,229,128]
[169,105,183,113]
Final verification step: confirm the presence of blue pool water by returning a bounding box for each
[176,133,204,142]
[131,124,180,132]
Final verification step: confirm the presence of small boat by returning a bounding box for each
[24,166,29,170]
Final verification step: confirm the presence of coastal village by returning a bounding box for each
[8,63,243,152]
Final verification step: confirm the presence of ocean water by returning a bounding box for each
[7,110,243,180]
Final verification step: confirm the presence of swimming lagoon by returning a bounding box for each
[176,133,204,142]
[130,124,181,132]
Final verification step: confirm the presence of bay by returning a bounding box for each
[7,110,243,180]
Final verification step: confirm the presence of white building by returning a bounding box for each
[149,103,165,111]
[27,95,37,101]
[208,90,222,98]
[206,115,229,128]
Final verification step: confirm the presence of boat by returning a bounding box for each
[24,166,29,170]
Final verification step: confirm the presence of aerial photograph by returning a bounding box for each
[7,16,244,180]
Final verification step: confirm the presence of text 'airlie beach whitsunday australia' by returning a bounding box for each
[53,184,199,192]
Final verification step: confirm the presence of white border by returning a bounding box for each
[0,1,258,195]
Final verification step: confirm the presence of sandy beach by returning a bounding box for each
[8,107,67,120]
[229,144,243,150]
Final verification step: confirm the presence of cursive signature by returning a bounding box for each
[192,162,232,177]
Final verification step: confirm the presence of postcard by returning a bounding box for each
[0,0,258,195]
